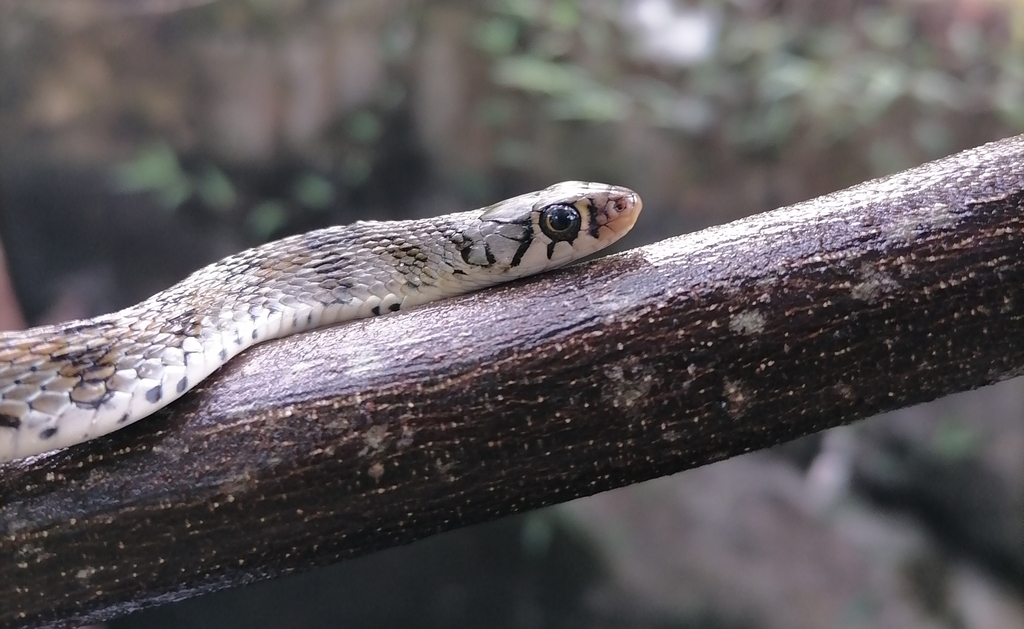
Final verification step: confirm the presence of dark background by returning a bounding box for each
[0,1,1020,627]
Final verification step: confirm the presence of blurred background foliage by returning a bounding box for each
[0,1,1021,628]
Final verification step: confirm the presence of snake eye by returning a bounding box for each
[539,204,582,241]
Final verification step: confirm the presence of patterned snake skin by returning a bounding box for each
[0,181,641,463]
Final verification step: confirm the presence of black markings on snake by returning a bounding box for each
[252,329,258,340]
[118,413,131,424]
[40,427,57,440]
[587,199,601,237]
[166,308,199,331]
[510,237,533,268]
[484,216,532,227]
[0,413,20,429]
[177,377,188,393]
[399,244,422,257]
[371,305,381,316]
[55,320,102,335]
[388,303,400,312]
[546,241,557,259]
[146,385,162,403]
[460,240,497,266]
[50,345,111,370]
[219,348,228,361]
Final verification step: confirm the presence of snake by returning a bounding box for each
[0,181,641,463]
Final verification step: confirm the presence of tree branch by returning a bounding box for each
[3,135,1023,629]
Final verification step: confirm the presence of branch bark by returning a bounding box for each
[3,135,1024,629]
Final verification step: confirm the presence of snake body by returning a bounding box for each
[0,181,640,463]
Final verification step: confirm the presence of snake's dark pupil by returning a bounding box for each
[542,204,581,239]
[549,208,574,230]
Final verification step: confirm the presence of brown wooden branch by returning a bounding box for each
[2,135,1023,629]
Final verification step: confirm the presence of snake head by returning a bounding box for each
[464,181,643,277]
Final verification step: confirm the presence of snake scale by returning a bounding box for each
[0,181,641,463]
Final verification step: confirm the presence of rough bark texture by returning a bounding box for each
[2,135,1023,629]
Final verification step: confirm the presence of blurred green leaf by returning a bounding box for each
[721,19,788,61]
[855,57,908,123]
[111,141,192,210]
[493,0,541,20]
[492,56,587,93]
[156,178,193,210]
[520,512,555,559]
[930,421,982,461]
[857,9,911,51]
[196,166,236,212]
[246,200,288,239]
[548,88,630,122]
[347,110,382,144]
[292,174,335,210]
[759,54,819,102]
[473,17,519,55]
[805,26,855,60]
[549,0,581,30]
